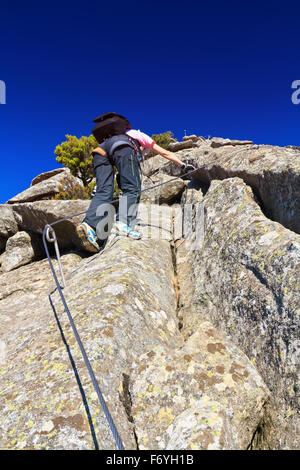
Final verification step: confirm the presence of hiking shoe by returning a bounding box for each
[113,221,142,240]
[76,222,100,253]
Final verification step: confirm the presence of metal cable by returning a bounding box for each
[42,166,198,450]
[48,167,198,227]
[43,229,125,450]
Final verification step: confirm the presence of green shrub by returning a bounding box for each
[53,177,119,201]
[52,182,91,200]
[151,131,175,149]
[54,134,98,187]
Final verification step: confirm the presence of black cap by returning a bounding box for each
[93,112,131,128]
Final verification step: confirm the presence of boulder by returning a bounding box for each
[187,177,300,449]
[171,143,300,235]
[0,205,18,251]
[141,174,186,205]
[167,140,197,152]
[6,171,83,204]
[11,200,90,251]
[31,168,68,186]
[182,135,199,142]
[210,137,253,148]
[285,145,300,151]
[1,231,44,272]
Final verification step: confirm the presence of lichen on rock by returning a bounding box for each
[0,138,299,450]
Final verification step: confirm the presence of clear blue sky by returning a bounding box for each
[0,0,299,203]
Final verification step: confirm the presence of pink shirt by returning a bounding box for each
[126,129,155,150]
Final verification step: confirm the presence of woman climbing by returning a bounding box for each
[76,112,195,252]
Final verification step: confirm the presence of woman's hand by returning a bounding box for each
[181,163,197,172]
[152,143,185,167]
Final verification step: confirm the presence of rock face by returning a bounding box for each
[0,235,271,450]
[6,171,82,204]
[183,178,299,448]
[136,204,174,241]
[0,205,18,251]
[163,142,300,235]
[141,174,186,204]
[131,325,269,450]
[141,154,168,177]
[1,136,299,450]
[0,253,91,449]
[0,238,179,449]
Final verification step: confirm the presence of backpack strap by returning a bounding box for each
[92,135,137,160]
[92,147,107,156]
[109,138,135,156]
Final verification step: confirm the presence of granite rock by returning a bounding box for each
[186,177,300,449]
[0,205,18,251]
[1,231,44,272]
[7,171,83,204]
[11,200,89,251]
[31,168,69,186]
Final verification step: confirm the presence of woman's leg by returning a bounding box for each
[112,146,141,227]
[83,154,114,230]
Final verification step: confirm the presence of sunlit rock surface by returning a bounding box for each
[1,138,299,450]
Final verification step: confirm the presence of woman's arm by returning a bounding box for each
[152,143,185,167]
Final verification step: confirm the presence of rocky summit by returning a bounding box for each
[0,137,299,450]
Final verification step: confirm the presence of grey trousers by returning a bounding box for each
[83,145,141,235]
